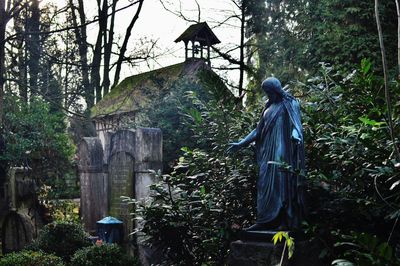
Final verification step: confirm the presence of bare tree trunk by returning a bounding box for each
[70,0,93,109]
[0,0,25,124]
[103,0,117,96]
[238,0,245,101]
[375,0,400,160]
[27,0,40,95]
[112,0,144,89]
[92,0,107,103]
[0,0,9,125]
[395,0,400,80]
[13,8,28,102]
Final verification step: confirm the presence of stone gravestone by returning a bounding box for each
[134,128,163,266]
[1,167,40,253]
[78,127,163,265]
[134,128,163,203]
[78,138,108,233]
[108,129,136,237]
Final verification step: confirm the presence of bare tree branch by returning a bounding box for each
[112,0,144,88]
[194,0,201,22]
[159,0,198,23]
[212,46,254,74]
[2,0,140,45]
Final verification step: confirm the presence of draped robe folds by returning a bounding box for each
[255,98,306,229]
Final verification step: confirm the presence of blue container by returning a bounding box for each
[96,216,123,244]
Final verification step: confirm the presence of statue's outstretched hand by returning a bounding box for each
[226,143,242,155]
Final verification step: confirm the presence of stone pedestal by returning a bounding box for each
[108,129,136,236]
[134,128,163,266]
[229,240,286,266]
[228,231,322,266]
[78,138,108,233]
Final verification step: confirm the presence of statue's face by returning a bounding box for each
[262,77,283,102]
[265,89,280,102]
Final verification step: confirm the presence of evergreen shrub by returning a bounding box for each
[28,222,91,261]
[70,244,138,266]
[0,250,64,266]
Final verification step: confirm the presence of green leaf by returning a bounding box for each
[272,231,284,245]
[200,185,206,195]
[377,242,393,260]
[358,116,385,127]
[186,108,203,124]
[331,259,355,266]
[390,180,400,190]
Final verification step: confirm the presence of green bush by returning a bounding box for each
[28,222,91,261]
[133,61,400,264]
[0,250,64,266]
[297,61,400,263]
[70,244,138,266]
[133,92,259,265]
[1,96,75,184]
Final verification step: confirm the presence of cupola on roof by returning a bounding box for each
[175,22,220,46]
[175,22,220,65]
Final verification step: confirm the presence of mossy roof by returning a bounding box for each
[91,60,225,118]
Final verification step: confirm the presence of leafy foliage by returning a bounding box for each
[133,60,400,264]
[332,231,400,265]
[298,61,400,263]
[244,0,397,107]
[0,250,64,266]
[302,60,399,208]
[133,92,258,265]
[70,244,138,266]
[273,231,295,260]
[28,222,91,261]
[1,96,75,192]
[126,70,233,171]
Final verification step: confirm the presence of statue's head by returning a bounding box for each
[262,77,283,102]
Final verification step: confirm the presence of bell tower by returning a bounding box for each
[175,22,220,65]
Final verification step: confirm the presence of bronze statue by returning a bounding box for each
[227,77,306,231]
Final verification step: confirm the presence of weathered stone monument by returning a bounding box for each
[78,138,108,233]
[78,127,162,254]
[1,167,43,253]
[108,129,136,235]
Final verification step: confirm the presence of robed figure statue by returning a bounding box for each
[227,77,306,231]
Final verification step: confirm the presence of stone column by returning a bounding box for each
[134,127,163,266]
[101,131,114,166]
[108,130,136,237]
[134,127,162,202]
[78,138,108,233]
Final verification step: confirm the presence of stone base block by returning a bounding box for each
[228,238,323,266]
[228,240,286,266]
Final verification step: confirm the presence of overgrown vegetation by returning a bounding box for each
[1,0,399,265]
[0,250,64,266]
[299,61,400,264]
[28,222,91,261]
[1,96,74,174]
[1,96,76,198]
[132,90,258,265]
[70,244,138,266]
[132,60,400,264]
